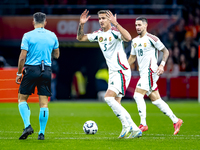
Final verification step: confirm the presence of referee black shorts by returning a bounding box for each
[19,65,52,96]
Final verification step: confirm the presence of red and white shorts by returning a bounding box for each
[136,72,159,96]
[108,69,131,97]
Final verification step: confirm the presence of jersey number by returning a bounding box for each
[138,49,143,56]
[103,44,107,51]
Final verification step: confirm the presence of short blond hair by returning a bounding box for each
[97,10,110,15]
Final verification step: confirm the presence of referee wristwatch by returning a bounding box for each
[16,72,22,76]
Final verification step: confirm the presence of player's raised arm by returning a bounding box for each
[76,9,91,41]
[106,11,131,42]
[156,47,169,76]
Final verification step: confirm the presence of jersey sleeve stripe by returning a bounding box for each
[93,28,103,33]
[147,33,158,42]
[111,26,119,32]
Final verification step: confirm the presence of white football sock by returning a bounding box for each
[120,106,140,131]
[133,92,147,126]
[152,98,178,123]
[104,97,129,127]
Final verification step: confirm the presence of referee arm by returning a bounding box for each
[16,50,27,84]
[52,48,60,59]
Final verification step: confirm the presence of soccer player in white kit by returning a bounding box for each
[128,17,183,135]
[77,9,142,138]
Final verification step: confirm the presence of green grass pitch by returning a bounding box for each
[0,100,200,150]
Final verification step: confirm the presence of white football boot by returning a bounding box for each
[118,126,131,139]
[128,129,142,139]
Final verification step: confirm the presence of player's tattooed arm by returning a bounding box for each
[76,24,89,41]
[77,9,90,41]
[77,24,84,40]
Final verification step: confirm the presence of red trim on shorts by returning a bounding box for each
[119,70,126,95]
[150,68,154,73]
[150,70,153,88]
[149,59,154,88]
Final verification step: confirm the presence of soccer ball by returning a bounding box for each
[83,120,98,134]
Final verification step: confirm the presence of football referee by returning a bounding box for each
[16,12,60,140]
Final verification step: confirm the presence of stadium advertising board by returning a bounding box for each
[0,15,177,40]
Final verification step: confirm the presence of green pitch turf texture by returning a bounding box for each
[0,100,199,150]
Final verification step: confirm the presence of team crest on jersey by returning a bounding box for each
[99,37,103,42]
[144,43,147,47]
[109,37,112,41]
[134,43,137,48]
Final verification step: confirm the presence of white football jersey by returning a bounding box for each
[130,32,165,76]
[87,26,130,71]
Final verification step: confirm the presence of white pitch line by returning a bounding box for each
[0,131,115,135]
[144,133,200,137]
[0,131,199,140]
[0,136,199,140]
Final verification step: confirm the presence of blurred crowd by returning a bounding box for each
[28,1,200,77]
[129,6,199,79]
[28,0,197,6]
[157,6,200,78]
[27,0,198,15]
[1,0,199,77]
[1,0,198,15]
